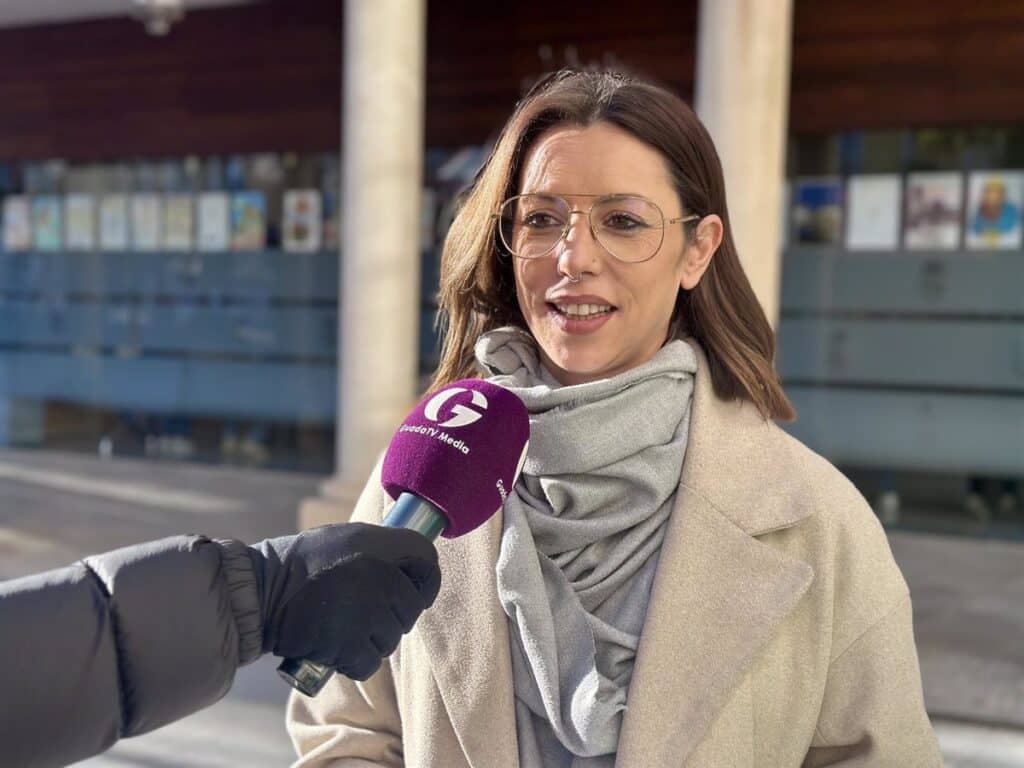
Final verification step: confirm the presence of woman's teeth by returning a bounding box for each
[555,303,613,318]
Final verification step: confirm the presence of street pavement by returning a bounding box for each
[0,447,1021,766]
[890,530,1024,727]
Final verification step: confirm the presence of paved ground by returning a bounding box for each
[891,531,1024,727]
[0,447,316,582]
[0,447,1021,766]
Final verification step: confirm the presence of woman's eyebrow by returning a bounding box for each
[519,191,620,198]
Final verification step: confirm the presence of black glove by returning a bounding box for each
[248,522,441,681]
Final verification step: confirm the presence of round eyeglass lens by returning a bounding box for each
[591,195,665,262]
[499,195,569,260]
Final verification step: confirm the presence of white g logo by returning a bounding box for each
[424,387,488,428]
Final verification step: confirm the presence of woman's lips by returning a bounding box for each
[546,303,616,334]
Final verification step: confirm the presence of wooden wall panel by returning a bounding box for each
[426,0,1024,144]
[0,0,698,159]
[0,0,341,160]
[0,0,1022,160]
[424,0,699,147]
[790,0,1024,133]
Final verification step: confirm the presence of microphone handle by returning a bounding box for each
[277,493,447,697]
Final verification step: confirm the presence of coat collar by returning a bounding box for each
[415,338,814,768]
[677,337,815,537]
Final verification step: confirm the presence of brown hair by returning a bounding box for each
[429,67,795,422]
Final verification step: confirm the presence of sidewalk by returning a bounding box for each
[0,447,317,582]
[937,720,1024,768]
[890,531,1024,727]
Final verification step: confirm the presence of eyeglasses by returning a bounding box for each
[493,193,700,264]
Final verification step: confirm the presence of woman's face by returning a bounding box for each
[511,121,715,385]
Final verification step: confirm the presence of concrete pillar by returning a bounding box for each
[300,0,426,529]
[695,0,793,329]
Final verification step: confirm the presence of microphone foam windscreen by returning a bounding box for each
[381,379,529,538]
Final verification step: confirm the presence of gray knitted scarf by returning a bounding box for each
[475,326,698,768]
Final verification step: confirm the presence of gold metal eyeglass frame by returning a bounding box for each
[491,193,701,264]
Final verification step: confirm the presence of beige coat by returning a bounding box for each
[288,341,943,767]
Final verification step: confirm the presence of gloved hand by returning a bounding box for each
[248,522,441,681]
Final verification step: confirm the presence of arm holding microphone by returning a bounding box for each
[0,522,440,768]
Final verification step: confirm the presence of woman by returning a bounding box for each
[288,69,942,767]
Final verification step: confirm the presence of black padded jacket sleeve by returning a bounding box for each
[0,534,263,768]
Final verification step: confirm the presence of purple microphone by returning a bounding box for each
[279,380,529,696]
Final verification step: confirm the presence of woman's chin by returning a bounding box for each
[545,355,616,386]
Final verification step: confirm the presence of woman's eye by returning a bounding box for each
[523,212,561,228]
[604,214,645,230]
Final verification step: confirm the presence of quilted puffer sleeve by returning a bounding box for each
[0,533,260,768]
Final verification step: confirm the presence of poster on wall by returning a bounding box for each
[163,193,194,251]
[283,189,322,252]
[903,172,963,250]
[197,192,230,252]
[99,194,130,251]
[231,190,267,250]
[32,196,63,251]
[964,171,1023,250]
[845,175,901,250]
[65,194,96,251]
[792,177,843,245]
[131,193,161,251]
[3,196,32,252]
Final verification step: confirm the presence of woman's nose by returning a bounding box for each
[562,210,594,245]
[556,211,603,274]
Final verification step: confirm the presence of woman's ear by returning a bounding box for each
[679,214,723,290]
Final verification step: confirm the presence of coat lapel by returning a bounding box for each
[413,511,519,768]
[616,486,813,766]
[618,340,817,765]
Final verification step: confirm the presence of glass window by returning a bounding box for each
[839,130,907,174]
[0,152,341,472]
[790,133,841,176]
